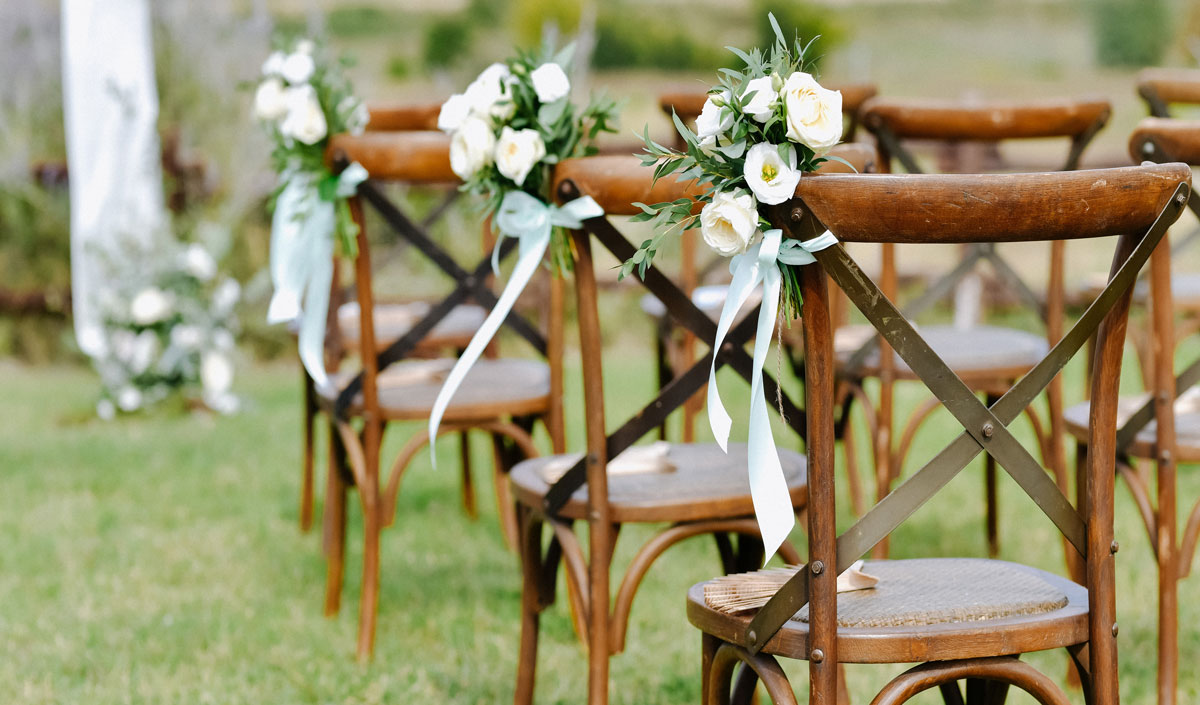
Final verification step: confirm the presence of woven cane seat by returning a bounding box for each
[337,301,488,352]
[322,357,550,422]
[510,442,807,523]
[835,324,1048,381]
[687,558,1088,664]
[1064,388,1200,462]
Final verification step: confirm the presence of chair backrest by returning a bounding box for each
[1137,68,1200,118]
[364,102,442,132]
[746,164,1191,701]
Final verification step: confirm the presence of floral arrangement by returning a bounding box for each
[254,36,368,256]
[434,45,618,269]
[426,47,617,453]
[92,232,240,418]
[626,16,845,560]
[626,15,844,316]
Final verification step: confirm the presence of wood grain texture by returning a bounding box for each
[861,97,1111,141]
[327,131,456,183]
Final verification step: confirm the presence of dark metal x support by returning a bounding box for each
[333,180,548,416]
[744,183,1186,652]
[543,213,806,516]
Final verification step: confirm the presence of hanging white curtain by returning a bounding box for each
[60,0,166,357]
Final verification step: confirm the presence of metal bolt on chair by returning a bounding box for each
[1060,120,1200,705]
[687,162,1191,705]
[847,96,1111,557]
[316,128,566,659]
[508,154,814,705]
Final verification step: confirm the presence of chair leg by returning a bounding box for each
[323,426,347,616]
[301,372,317,532]
[356,506,381,660]
[701,632,721,705]
[515,506,543,705]
[492,433,519,551]
[460,430,477,519]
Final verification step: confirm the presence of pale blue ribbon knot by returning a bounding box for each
[428,190,602,465]
[707,228,838,561]
[267,162,368,391]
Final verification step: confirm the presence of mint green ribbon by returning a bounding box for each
[428,190,602,463]
[707,228,838,560]
[267,162,368,390]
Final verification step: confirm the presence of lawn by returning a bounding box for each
[3,302,1199,704]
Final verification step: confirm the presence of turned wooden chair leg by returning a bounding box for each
[356,505,381,661]
[323,424,348,617]
[515,506,543,705]
[301,372,317,532]
[460,430,477,519]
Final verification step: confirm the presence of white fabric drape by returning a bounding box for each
[61,0,166,356]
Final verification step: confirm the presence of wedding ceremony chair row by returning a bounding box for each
[687,161,1191,705]
[296,102,487,533]
[1061,119,1200,705]
[842,96,1110,557]
[317,128,565,659]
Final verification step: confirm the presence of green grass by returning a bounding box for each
[3,296,1200,704]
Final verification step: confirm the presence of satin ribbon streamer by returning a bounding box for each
[266,162,368,391]
[427,190,603,465]
[708,228,838,560]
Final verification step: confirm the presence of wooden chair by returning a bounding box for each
[297,102,487,533]
[509,155,813,705]
[1137,68,1200,119]
[687,162,1191,705]
[849,97,1110,557]
[1059,120,1200,705]
[317,129,566,659]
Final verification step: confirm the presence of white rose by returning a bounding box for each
[743,143,801,205]
[211,278,241,315]
[171,325,204,350]
[131,288,172,325]
[494,126,546,187]
[253,78,288,122]
[117,386,142,412]
[261,51,285,77]
[96,398,116,421]
[742,75,778,123]
[437,93,472,133]
[280,85,327,145]
[213,329,235,351]
[695,90,734,141]
[465,62,515,120]
[530,62,570,103]
[182,243,217,281]
[280,51,315,84]
[781,72,843,153]
[700,191,760,257]
[294,39,315,55]
[129,330,160,375]
[449,116,497,180]
[201,351,234,396]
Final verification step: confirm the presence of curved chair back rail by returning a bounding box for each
[659,82,878,125]
[327,131,456,184]
[860,97,1111,142]
[552,143,877,217]
[1131,118,1200,165]
[1138,68,1200,117]
[794,164,1191,244]
[365,102,442,132]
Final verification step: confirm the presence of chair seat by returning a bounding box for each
[337,301,488,352]
[639,285,761,321]
[510,442,806,524]
[322,357,551,422]
[836,324,1048,381]
[1063,387,1200,462]
[687,558,1087,664]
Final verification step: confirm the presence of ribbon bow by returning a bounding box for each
[428,190,602,463]
[267,162,368,391]
[707,228,838,561]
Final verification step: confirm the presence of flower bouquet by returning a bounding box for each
[427,47,618,449]
[627,16,845,556]
[93,233,240,418]
[256,37,369,390]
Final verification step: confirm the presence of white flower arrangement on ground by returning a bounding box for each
[92,231,241,418]
[256,36,368,256]
[626,14,845,316]
[436,45,618,270]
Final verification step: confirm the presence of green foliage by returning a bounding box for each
[1091,0,1169,68]
[386,54,411,80]
[512,0,581,48]
[423,17,473,70]
[0,181,72,361]
[327,5,403,38]
[467,0,507,25]
[592,5,726,72]
[751,0,844,71]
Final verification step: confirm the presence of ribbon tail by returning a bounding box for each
[267,180,308,323]
[297,222,334,391]
[428,229,550,467]
[707,253,762,452]
[747,267,793,562]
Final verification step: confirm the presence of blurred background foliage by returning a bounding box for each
[0,0,1196,363]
